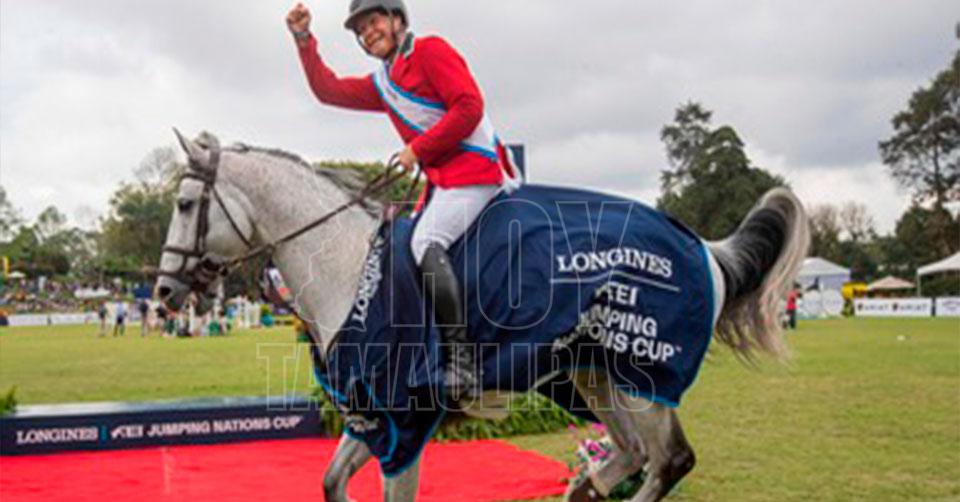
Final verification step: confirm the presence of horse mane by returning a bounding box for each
[228,143,382,217]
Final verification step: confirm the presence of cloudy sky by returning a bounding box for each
[1,0,957,232]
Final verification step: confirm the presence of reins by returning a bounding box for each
[159,144,419,294]
[224,158,417,269]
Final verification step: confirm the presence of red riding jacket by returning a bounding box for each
[297,33,513,189]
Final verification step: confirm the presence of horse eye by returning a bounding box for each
[177,199,194,212]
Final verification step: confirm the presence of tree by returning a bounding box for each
[660,102,713,195]
[894,204,960,271]
[806,203,886,281]
[839,202,876,244]
[99,184,176,274]
[0,186,23,243]
[808,204,843,263]
[98,147,183,275]
[34,206,67,242]
[1,225,71,278]
[135,146,180,192]
[657,102,785,239]
[879,40,959,209]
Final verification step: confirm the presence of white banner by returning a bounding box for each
[854,298,933,318]
[8,312,99,327]
[935,297,960,317]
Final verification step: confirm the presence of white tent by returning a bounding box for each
[917,251,960,277]
[797,257,851,291]
[916,251,960,295]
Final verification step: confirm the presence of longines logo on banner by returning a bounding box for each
[12,415,308,447]
[16,426,99,445]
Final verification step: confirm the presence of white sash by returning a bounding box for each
[373,66,500,161]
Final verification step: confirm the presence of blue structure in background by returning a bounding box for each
[507,143,526,180]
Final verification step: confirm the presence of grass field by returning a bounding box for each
[0,324,316,403]
[2,318,959,500]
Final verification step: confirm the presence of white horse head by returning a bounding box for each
[155,130,379,346]
[155,130,256,315]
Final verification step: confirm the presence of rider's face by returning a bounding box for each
[354,11,402,59]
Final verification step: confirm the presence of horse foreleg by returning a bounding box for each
[382,457,421,502]
[620,396,695,502]
[323,434,372,502]
[566,370,647,501]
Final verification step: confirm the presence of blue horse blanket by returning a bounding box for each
[316,184,719,476]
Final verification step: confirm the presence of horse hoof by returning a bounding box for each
[566,477,605,502]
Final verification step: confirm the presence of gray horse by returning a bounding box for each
[156,131,809,502]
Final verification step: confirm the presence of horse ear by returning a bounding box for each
[173,128,219,170]
[173,127,205,161]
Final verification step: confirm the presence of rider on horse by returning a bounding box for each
[287,0,516,400]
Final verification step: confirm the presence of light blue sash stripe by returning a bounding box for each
[373,72,500,162]
[382,67,446,111]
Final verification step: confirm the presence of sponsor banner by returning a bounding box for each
[854,298,933,318]
[936,297,960,317]
[0,396,323,455]
[8,312,100,327]
[799,290,845,318]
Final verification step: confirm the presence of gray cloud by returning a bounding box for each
[1,0,957,234]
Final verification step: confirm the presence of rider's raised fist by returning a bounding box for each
[286,3,311,35]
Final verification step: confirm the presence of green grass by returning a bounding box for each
[509,318,960,501]
[1,318,958,500]
[0,324,316,403]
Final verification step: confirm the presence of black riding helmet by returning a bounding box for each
[344,0,408,32]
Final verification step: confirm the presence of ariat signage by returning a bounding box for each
[853,298,933,317]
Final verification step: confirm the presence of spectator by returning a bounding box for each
[113,300,127,337]
[138,299,150,336]
[98,301,108,337]
[786,285,801,330]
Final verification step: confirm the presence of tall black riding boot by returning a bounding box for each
[420,244,479,401]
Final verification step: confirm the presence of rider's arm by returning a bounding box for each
[409,37,484,166]
[297,34,384,111]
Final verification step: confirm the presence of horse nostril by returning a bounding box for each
[157,285,173,299]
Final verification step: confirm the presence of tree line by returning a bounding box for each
[657,36,958,294]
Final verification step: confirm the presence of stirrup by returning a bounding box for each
[445,344,480,402]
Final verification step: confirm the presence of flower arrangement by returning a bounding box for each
[567,423,645,500]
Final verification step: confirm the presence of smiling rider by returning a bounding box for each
[287,0,517,400]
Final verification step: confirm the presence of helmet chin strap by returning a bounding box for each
[355,12,405,62]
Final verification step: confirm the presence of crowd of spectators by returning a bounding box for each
[0,278,95,313]
[0,277,156,314]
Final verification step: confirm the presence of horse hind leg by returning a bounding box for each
[566,370,647,501]
[621,396,696,502]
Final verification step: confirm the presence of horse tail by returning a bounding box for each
[708,187,810,361]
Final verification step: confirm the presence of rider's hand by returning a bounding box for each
[397,145,418,173]
[286,3,312,40]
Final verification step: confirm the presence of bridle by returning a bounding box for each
[157,141,417,296]
[157,141,254,294]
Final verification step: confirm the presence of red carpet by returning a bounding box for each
[0,438,571,501]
